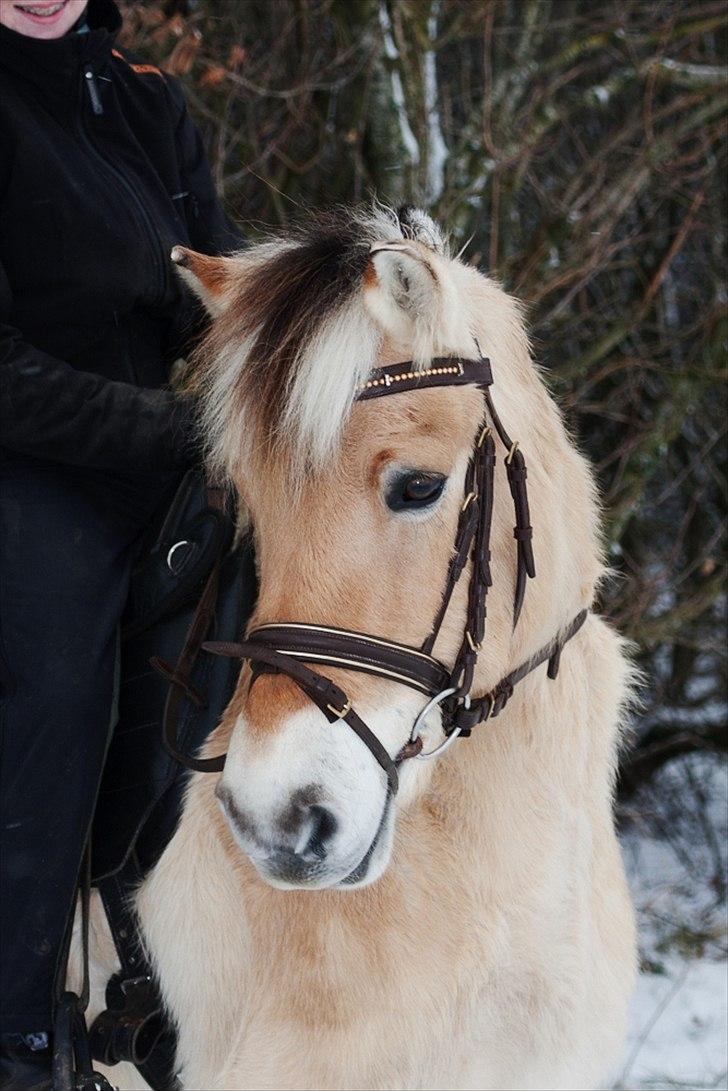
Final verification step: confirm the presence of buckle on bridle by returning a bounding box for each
[326,698,352,719]
[505,440,520,464]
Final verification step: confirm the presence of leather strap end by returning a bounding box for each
[523,538,534,580]
[478,555,493,586]
[547,645,562,680]
[521,540,536,580]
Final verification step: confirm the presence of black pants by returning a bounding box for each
[0,461,174,1040]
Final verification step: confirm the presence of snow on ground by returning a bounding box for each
[618,956,727,1088]
[613,754,727,1090]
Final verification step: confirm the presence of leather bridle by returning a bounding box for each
[156,353,588,794]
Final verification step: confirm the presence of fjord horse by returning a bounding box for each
[81,208,636,1090]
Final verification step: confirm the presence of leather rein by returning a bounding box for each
[160,355,588,794]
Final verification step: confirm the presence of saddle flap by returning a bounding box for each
[91,473,257,883]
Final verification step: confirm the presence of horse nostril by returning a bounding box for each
[279,796,338,861]
[299,805,338,859]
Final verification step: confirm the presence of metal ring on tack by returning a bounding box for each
[166,540,191,573]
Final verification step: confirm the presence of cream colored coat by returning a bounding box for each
[76,209,636,1090]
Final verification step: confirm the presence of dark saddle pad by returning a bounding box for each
[91,470,257,883]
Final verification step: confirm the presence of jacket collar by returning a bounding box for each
[0,0,122,84]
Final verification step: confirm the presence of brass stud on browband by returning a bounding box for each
[358,363,463,393]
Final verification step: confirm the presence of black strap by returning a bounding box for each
[482,387,536,625]
[151,485,231,774]
[447,428,497,697]
[421,425,495,661]
[92,857,181,1091]
[153,558,225,773]
[52,846,113,1091]
[451,609,589,733]
[421,491,479,656]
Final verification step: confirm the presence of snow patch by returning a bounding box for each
[614,754,727,1089]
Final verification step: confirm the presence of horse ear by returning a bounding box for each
[397,206,447,255]
[170,245,238,316]
[365,243,440,334]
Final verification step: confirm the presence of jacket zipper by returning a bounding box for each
[79,66,168,306]
[83,69,104,116]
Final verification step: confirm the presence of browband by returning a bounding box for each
[357,356,493,400]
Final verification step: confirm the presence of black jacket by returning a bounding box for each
[0,0,241,472]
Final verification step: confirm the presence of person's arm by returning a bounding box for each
[168,75,245,256]
[0,261,195,472]
[161,76,246,363]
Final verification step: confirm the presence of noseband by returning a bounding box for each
[162,355,587,794]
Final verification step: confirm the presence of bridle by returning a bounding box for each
[157,352,588,795]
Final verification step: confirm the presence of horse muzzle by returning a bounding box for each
[214,708,397,889]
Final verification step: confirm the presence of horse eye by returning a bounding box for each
[386,471,446,512]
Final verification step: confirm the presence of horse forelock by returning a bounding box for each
[196,207,455,483]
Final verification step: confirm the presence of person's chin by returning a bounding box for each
[6,1,80,40]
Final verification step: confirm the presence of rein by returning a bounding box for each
[158,354,589,794]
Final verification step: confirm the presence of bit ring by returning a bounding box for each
[410,688,462,760]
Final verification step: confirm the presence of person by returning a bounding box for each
[0,0,243,1085]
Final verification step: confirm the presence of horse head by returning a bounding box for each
[171,206,601,892]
